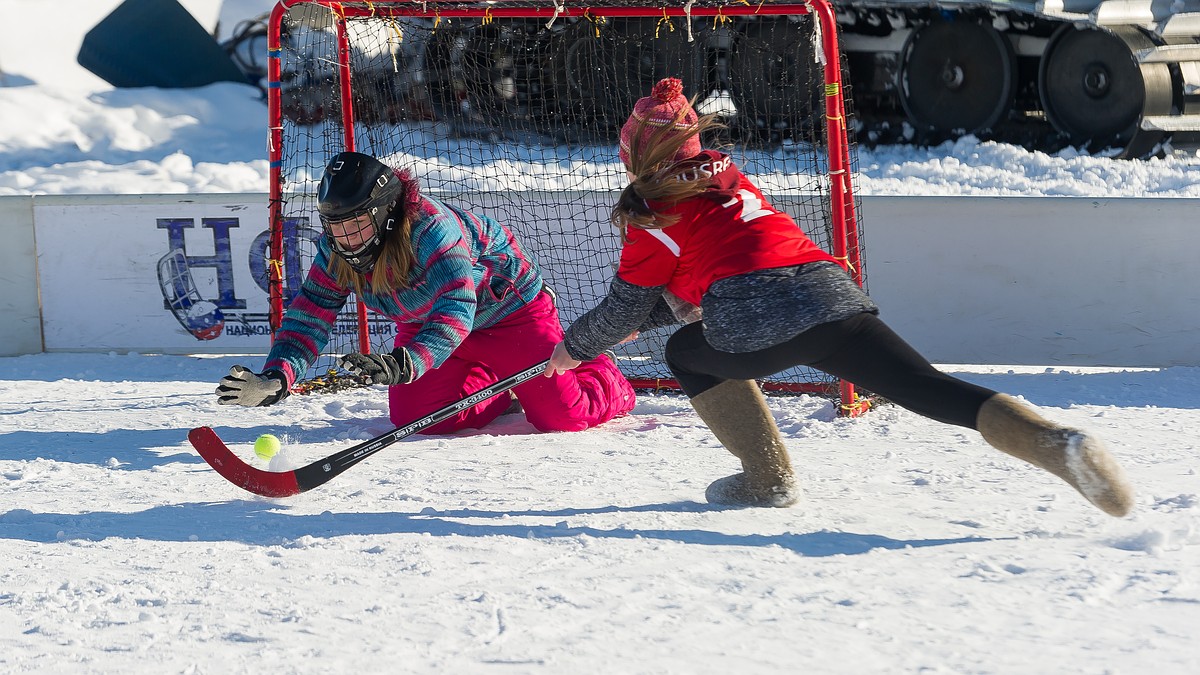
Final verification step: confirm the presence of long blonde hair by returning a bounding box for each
[326,213,418,296]
[611,102,725,240]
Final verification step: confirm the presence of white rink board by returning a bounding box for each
[0,195,39,356]
[8,193,1200,367]
[864,196,1200,367]
[34,194,277,353]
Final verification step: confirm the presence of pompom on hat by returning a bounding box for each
[618,77,702,168]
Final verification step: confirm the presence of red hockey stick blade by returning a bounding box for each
[188,426,301,498]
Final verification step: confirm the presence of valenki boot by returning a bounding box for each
[976,393,1135,517]
[689,379,799,507]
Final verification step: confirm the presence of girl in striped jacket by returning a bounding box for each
[217,151,634,434]
[547,78,1134,517]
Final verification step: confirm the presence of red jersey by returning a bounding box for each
[615,151,838,306]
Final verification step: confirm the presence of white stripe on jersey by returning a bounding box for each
[645,228,681,257]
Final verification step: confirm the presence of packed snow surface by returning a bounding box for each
[2,1,1198,672]
[1,355,1198,672]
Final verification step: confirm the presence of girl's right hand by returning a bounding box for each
[544,341,581,377]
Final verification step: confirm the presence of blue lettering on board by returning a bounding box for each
[157,217,246,309]
[249,217,322,304]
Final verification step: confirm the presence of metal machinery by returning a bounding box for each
[834,0,1200,156]
[267,1,1200,157]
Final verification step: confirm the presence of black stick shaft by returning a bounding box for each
[291,359,551,491]
[190,360,552,497]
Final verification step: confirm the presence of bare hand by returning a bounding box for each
[544,341,581,377]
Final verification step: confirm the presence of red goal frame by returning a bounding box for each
[263,0,867,415]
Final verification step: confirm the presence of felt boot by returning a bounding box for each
[690,379,799,507]
[976,393,1135,517]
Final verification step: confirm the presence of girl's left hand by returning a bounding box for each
[544,341,581,377]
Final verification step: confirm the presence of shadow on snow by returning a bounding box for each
[0,428,207,469]
[0,501,999,556]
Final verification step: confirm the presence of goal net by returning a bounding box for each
[265,0,866,410]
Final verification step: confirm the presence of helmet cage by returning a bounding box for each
[317,152,404,273]
[321,209,388,272]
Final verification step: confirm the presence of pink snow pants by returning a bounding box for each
[388,290,635,434]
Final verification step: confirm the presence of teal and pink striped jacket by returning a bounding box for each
[264,189,543,385]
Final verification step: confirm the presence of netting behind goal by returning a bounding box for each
[265,0,866,409]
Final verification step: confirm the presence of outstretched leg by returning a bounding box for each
[976,394,1134,516]
[666,312,1135,515]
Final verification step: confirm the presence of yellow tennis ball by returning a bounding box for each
[254,434,281,460]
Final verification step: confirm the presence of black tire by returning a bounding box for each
[1039,25,1174,157]
[898,20,1015,141]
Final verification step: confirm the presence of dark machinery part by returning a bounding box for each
[898,20,1015,140]
[836,2,1200,158]
[276,2,1200,158]
[1039,25,1175,157]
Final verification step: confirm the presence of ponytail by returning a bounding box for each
[611,104,725,240]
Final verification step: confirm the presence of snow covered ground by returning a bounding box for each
[1,355,1198,672]
[1,1,1199,672]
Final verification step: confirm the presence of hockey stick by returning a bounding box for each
[188,359,550,498]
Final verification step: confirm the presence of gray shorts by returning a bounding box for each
[701,261,878,353]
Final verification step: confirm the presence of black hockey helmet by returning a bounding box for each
[317,151,404,273]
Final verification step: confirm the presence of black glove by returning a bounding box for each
[216,366,290,407]
[339,348,413,385]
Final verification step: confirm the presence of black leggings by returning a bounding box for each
[665,312,996,429]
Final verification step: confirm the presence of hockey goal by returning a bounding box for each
[264,0,867,412]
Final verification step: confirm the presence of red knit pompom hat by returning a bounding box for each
[618,77,701,169]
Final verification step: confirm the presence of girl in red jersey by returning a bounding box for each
[547,78,1135,517]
